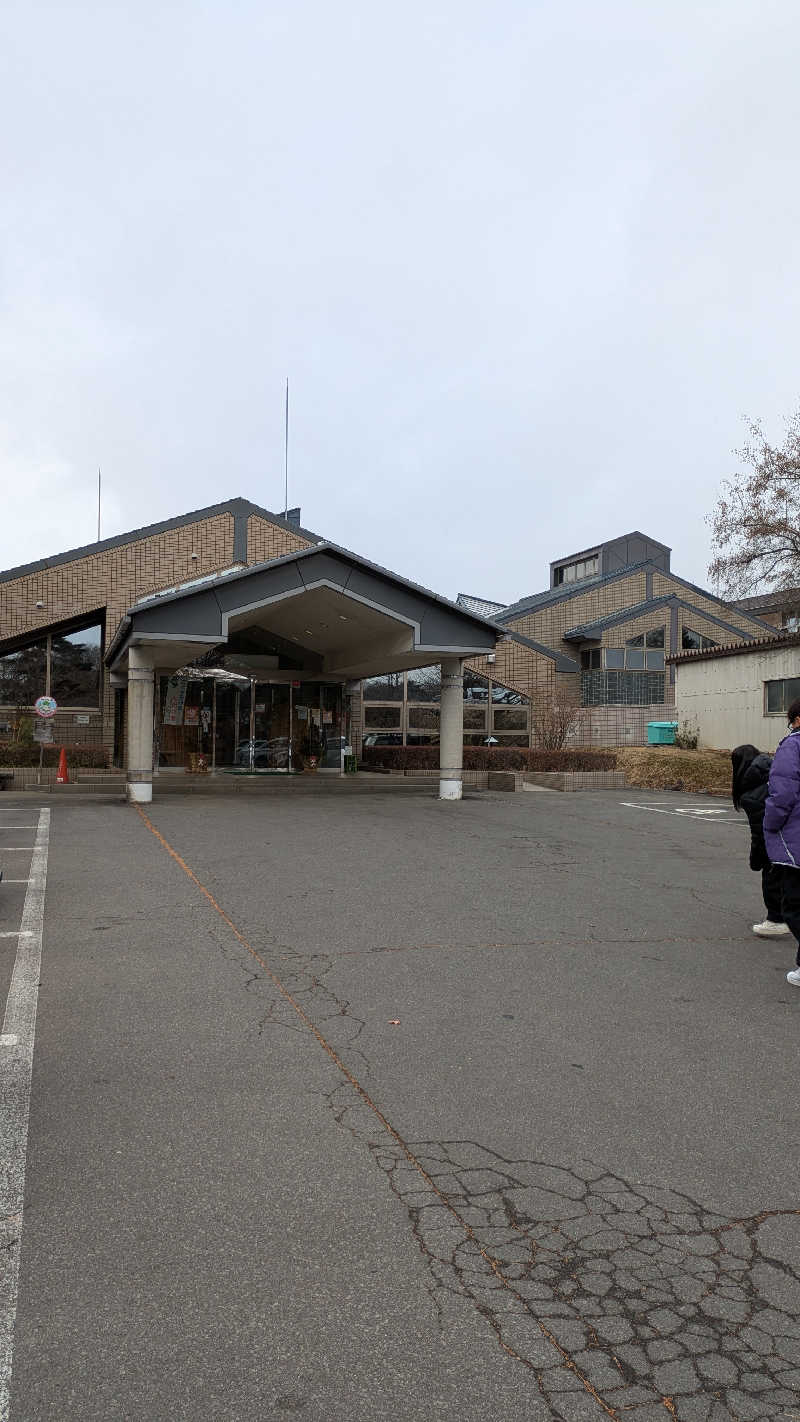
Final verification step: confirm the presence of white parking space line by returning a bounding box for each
[0,883,31,887]
[621,801,739,823]
[0,829,38,832]
[0,850,35,853]
[0,807,50,1422]
[0,934,34,940]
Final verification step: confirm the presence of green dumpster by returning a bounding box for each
[647,721,679,745]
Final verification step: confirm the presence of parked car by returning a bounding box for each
[235,738,289,768]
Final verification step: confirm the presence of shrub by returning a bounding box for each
[359,745,616,772]
[673,719,700,750]
[0,743,109,768]
[616,747,730,795]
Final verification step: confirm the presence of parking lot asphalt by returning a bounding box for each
[2,786,800,1421]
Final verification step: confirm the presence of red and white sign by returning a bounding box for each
[34,696,57,719]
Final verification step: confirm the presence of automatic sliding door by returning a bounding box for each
[253,684,290,769]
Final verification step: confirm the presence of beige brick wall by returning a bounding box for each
[651,574,766,639]
[604,608,671,649]
[508,571,649,652]
[0,513,235,647]
[1,509,314,762]
[466,638,559,700]
[247,515,311,563]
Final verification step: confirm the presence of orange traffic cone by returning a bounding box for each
[56,748,69,784]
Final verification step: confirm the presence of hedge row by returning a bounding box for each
[0,744,109,768]
[360,745,617,772]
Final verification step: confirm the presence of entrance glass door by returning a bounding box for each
[252,684,290,768]
[290,683,343,770]
[212,680,339,771]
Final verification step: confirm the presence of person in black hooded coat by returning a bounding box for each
[731,743,789,938]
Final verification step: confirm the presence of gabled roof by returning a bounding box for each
[106,539,503,666]
[735,588,800,613]
[456,591,507,617]
[0,497,324,586]
[564,593,770,646]
[498,561,776,634]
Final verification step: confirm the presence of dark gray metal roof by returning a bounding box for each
[0,497,324,586]
[502,631,580,673]
[106,540,502,666]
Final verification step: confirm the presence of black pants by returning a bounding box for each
[762,864,784,923]
[779,866,800,966]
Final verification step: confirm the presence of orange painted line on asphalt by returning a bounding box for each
[134,804,672,1419]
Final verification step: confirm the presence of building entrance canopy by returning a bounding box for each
[106,542,500,801]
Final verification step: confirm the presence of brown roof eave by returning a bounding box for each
[668,632,800,667]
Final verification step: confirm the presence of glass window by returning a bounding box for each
[580,648,601,670]
[408,706,440,730]
[406,664,441,701]
[0,639,48,705]
[766,681,784,714]
[553,567,565,586]
[463,669,490,702]
[581,669,665,707]
[625,648,645,669]
[490,681,524,704]
[493,708,528,730]
[50,623,102,707]
[646,627,665,648]
[463,706,486,730]
[490,733,529,746]
[363,732,403,747]
[464,733,488,746]
[766,678,800,715]
[682,627,717,651]
[363,672,404,701]
[646,650,665,670]
[626,633,644,648]
[364,705,402,729]
[604,648,624,669]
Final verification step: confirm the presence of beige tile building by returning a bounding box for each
[0,513,775,769]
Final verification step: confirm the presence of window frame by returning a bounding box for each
[0,612,105,711]
[764,678,800,716]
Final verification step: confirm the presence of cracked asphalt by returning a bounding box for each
[5,785,800,1421]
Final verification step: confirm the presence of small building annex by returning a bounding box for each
[673,633,800,751]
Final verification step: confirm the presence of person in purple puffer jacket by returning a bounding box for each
[763,699,800,986]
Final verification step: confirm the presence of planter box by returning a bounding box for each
[488,771,520,791]
[524,771,628,792]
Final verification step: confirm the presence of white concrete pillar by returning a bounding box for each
[127,647,155,804]
[439,657,464,800]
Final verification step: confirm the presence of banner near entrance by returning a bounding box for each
[163,676,188,726]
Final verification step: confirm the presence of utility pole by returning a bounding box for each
[284,379,289,518]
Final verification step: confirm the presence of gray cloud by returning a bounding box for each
[2,0,799,603]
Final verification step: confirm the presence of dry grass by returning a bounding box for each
[616,746,732,796]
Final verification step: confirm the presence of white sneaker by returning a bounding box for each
[786,969,800,987]
[752,920,790,937]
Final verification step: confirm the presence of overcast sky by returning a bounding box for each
[2,0,799,606]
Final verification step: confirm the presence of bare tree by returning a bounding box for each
[530,685,580,750]
[707,408,800,597]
